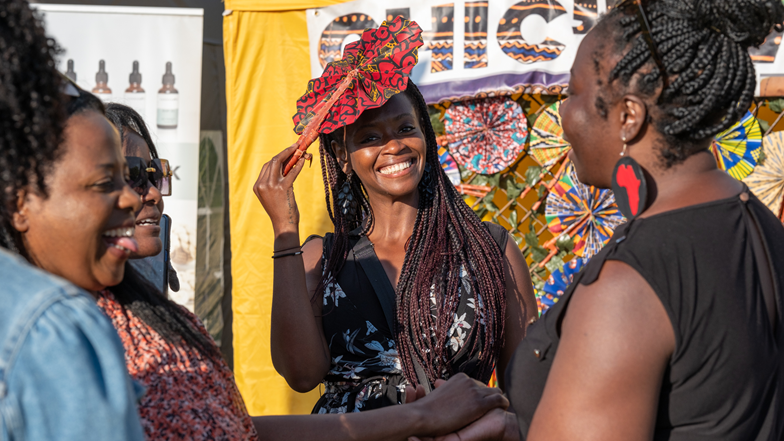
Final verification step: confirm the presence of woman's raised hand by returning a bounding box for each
[253,146,310,235]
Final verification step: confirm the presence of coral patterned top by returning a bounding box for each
[97,291,258,441]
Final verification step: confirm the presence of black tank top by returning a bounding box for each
[506,189,784,440]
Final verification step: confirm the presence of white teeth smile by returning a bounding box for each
[137,219,159,226]
[379,159,414,175]
[103,227,135,238]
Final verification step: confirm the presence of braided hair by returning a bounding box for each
[104,103,227,366]
[0,0,65,254]
[317,82,507,386]
[105,103,160,159]
[597,0,784,166]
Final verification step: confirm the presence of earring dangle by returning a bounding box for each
[337,171,359,218]
[611,143,648,219]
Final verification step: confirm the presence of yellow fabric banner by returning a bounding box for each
[223,1,350,415]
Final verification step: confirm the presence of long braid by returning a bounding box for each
[316,82,507,386]
[599,0,784,167]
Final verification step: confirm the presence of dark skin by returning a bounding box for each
[254,93,536,440]
[255,93,536,393]
[250,374,511,441]
[123,130,164,259]
[523,25,743,441]
[12,111,141,294]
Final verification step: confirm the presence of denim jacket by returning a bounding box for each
[0,248,145,441]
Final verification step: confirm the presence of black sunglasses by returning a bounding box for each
[615,0,669,95]
[126,156,172,197]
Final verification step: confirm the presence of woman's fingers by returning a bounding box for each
[254,162,271,199]
[405,385,417,404]
[283,151,308,183]
[252,144,308,230]
[405,384,427,404]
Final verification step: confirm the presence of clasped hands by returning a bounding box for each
[404,374,519,441]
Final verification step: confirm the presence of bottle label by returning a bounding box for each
[157,93,179,128]
[125,93,146,118]
[97,94,113,105]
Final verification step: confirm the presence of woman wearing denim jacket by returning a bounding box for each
[0,3,144,439]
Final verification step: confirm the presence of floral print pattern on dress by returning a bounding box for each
[97,291,258,441]
[315,242,485,414]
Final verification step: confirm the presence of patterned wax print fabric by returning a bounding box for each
[546,161,625,259]
[97,291,258,441]
[313,229,498,414]
[443,97,528,175]
[538,258,586,314]
[744,131,784,219]
[710,111,763,181]
[438,145,462,186]
[293,16,423,135]
[528,100,571,168]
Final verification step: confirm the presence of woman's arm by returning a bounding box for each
[497,233,538,390]
[254,146,331,392]
[251,373,509,441]
[527,261,675,441]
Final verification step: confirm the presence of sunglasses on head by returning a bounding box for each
[126,156,172,197]
[615,0,669,95]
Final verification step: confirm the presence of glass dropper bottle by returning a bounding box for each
[124,60,146,117]
[157,62,179,129]
[65,59,77,82]
[91,60,112,103]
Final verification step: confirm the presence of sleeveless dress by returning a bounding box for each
[506,189,784,440]
[312,222,508,414]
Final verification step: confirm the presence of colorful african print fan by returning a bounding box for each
[744,131,784,221]
[528,101,571,168]
[438,146,461,186]
[443,97,528,175]
[538,258,586,315]
[437,145,492,197]
[710,111,763,181]
[284,17,423,175]
[545,161,625,259]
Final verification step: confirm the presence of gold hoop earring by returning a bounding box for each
[620,144,628,157]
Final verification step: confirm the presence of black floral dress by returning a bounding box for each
[311,223,507,414]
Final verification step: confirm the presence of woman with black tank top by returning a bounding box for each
[500,0,784,440]
[254,60,538,414]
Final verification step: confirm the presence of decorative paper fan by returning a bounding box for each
[545,161,625,258]
[443,97,528,175]
[438,146,461,186]
[284,17,423,174]
[538,258,586,314]
[744,131,784,220]
[710,111,763,181]
[528,101,571,168]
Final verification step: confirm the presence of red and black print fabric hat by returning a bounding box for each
[283,16,423,174]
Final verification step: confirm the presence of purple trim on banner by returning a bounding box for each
[417,72,571,104]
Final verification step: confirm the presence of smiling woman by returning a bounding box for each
[255,78,538,415]
[0,8,145,432]
[14,90,141,291]
[98,103,260,441]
